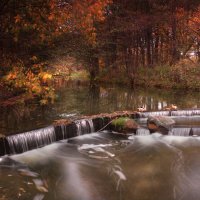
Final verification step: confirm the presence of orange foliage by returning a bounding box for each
[56,0,112,44]
[188,6,200,39]
[4,63,55,105]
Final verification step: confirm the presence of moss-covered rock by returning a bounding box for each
[111,117,139,133]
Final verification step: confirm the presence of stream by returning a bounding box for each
[0,84,200,200]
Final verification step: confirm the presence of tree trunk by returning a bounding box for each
[90,57,99,84]
[146,28,152,67]
[171,3,180,64]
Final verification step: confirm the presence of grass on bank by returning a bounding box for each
[99,60,200,90]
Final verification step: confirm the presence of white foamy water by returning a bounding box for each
[2,131,200,200]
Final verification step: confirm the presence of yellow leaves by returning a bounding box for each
[39,72,52,83]
[3,62,55,105]
[40,99,48,105]
[5,72,17,80]
[14,15,21,23]
[31,84,42,94]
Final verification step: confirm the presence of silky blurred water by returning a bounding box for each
[1,132,200,200]
[1,84,200,200]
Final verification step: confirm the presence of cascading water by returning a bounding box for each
[191,128,200,136]
[75,119,95,135]
[137,111,170,118]
[87,119,95,132]
[136,128,150,136]
[137,110,200,118]
[7,126,56,154]
[169,128,192,136]
[171,110,200,116]
[2,110,200,157]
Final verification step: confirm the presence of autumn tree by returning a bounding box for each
[0,0,112,100]
[96,0,200,85]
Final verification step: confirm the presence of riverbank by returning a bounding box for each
[0,59,199,107]
[99,60,200,91]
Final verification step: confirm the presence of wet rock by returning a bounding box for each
[0,134,5,138]
[111,117,139,133]
[147,116,175,134]
[0,135,8,156]
[53,119,72,126]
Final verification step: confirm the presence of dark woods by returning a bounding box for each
[0,0,200,99]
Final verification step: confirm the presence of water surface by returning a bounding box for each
[1,132,200,200]
[1,84,200,200]
[0,84,199,135]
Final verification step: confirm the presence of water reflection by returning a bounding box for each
[0,84,199,135]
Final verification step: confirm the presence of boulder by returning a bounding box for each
[111,117,139,133]
[147,116,175,134]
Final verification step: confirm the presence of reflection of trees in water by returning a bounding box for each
[0,101,51,135]
[0,85,199,135]
[88,84,100,114]
[87,86,200,113]
[0,103,34,135]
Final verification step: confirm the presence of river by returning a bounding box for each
[0,84,200,200]
[0,84,199,135]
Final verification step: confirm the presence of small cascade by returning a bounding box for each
[75,119,95,135]
[87,119,95,132]
[169,128,192,136]
[136,128,150,136]
[171,110,200,116]
[172,116,200,126]
[2,109,200,157]
[54,122,77,140]
[191,128,200,136]
[7,126,56,154]
[137,111,170,118]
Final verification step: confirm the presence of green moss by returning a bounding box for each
[111,117,130,127]
[136,62,200,90]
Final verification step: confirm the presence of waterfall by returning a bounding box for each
[136,128,150,136]
[137,110,200,118]
[75,119,95,135]
[171,110,200,116]
[172,116,200,126]
[169,128,192,136]
[7,126,56,154]
[191,128,200,136]
[137,111,170,118]
[87,119,95,132]
[2,110,200,156]
[52,122,77,141]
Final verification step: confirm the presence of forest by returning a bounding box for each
[0,0,200,104]
[1,2,200,199]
